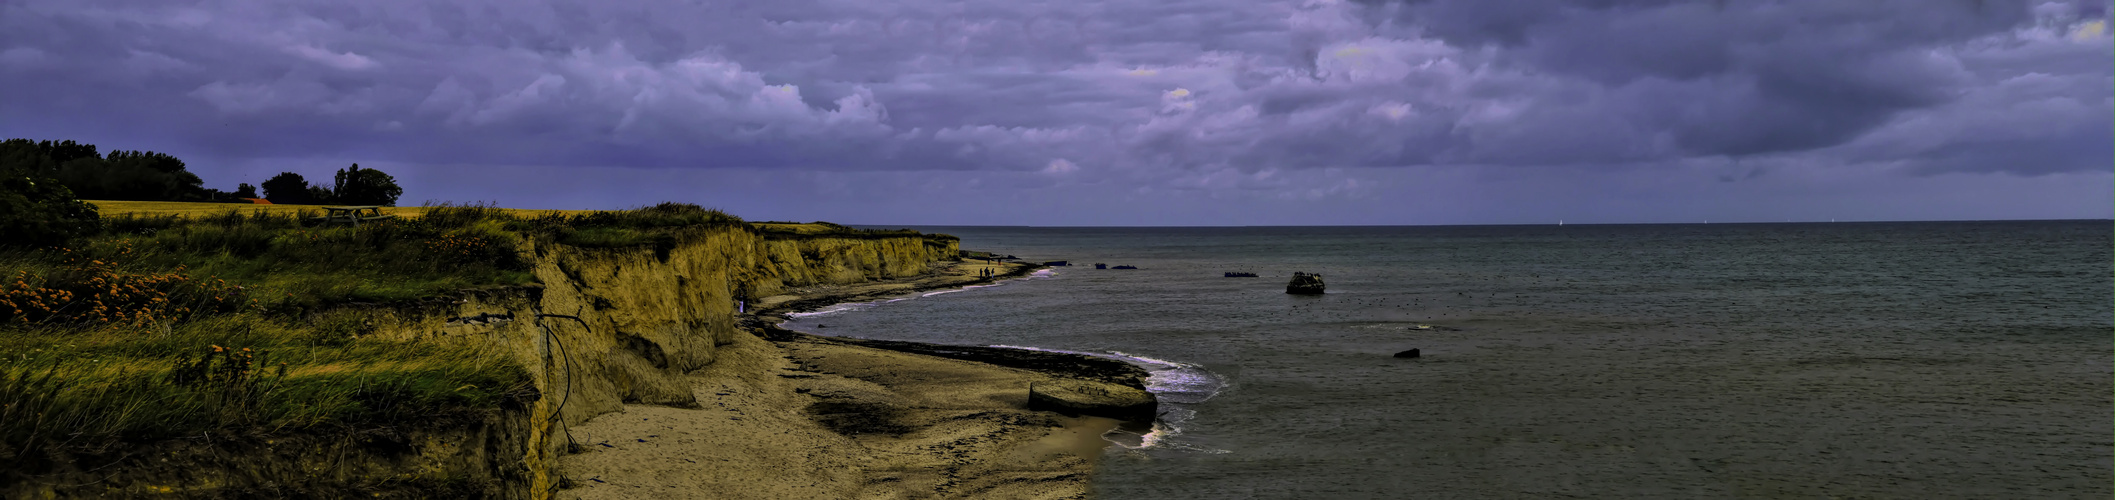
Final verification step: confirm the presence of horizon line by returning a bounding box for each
[836,218,2114,229]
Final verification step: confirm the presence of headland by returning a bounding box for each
[0,201,1147,499]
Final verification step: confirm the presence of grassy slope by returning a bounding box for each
[0,200,952,478]
[0,202,752,474]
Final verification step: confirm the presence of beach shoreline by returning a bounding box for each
[557,259,1149,499]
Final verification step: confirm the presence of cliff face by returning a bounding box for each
[0,226,961,499]
[372,225,961,496]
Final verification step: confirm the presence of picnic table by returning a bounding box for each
[313,206,397,227]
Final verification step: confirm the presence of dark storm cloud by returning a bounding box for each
[0,0,2104,221]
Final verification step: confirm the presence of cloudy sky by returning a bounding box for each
[2,0,2108,225]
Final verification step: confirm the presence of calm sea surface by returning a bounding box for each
[795,221,2111,498]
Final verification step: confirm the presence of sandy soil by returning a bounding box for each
[558,261,1122,499]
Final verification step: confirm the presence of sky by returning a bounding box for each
[2,0,2109,226]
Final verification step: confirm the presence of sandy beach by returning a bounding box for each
[557,260,1135,499]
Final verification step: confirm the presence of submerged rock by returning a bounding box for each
[1286,272,1325,295]
[1393,349,1421,358]
[1027,379,1158,422]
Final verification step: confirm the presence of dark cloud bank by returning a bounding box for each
[1,0,2106,224]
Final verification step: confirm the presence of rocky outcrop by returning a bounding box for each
[1026,379,1158,423]
[1286,272,1325,295]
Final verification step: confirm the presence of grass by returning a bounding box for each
[22,206,536,312]
[87,200,603,220]
[0,316,530,472]
[0,201,750,473]
[0,200,944,473]
[534,202,746,248]
[752,221,956,241]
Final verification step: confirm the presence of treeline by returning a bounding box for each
[0,139,210,202]
[0,138,402,206]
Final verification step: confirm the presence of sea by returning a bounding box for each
[788,221,2112,498]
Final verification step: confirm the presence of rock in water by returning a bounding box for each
[1393,349,1421,358]
[1027,379,1158,422]
[1286,272,1326,295]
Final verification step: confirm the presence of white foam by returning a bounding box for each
[790,278,1012,318]
[1137,422,1169,449]
[986,344,1229,451]
[917,281,998,296]
[1108,350,1189,369]
[786,302,873,318]
[1102,414,1228,454]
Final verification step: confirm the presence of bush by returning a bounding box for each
[262,172,319,205]
[0,175,100,248]
[330,164,402,206]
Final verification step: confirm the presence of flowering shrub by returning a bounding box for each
[169,344,286,395]
[0,248,255,325]
[423,233,495,265]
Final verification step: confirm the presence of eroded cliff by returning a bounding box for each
[0,224,958,499]
[399,225,962,496]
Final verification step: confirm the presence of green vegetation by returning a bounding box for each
[0,174,100,248]
[0,203,544,473]
[0,193,887,477]
[0,139,207,202]
[752,220,957,241]
[261,164,404,206]
[538,202,746,248]
[1,137,406,205]
[0,317,529,462]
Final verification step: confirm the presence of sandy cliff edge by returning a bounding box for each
[557,260,1150,499]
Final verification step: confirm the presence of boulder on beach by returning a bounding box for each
[1027,379,1158,422]
[1286,272,1325,295]
[1393,348,1421,358]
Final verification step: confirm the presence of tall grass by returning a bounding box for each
[0,201,796,471]
[59,205,535,310]
[0,317,530,471]
[528,202,743,248]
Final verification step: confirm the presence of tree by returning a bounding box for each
[330,163,402,206]
[261,172,313,204]
[0,174,100,248]
[1,139,209,201]
[307,185,336,205]
[0,139,61,175]
[234,183,257,199]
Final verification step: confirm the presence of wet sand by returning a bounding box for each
[558,261,1132,499]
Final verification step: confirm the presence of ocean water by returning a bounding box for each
[790,222,2112,498]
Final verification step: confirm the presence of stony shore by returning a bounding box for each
[557,260,1149,499]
